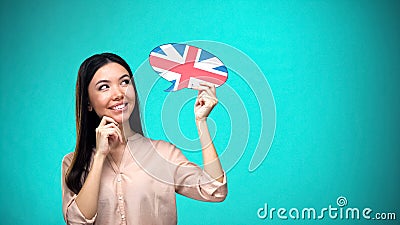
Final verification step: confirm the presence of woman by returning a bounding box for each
[61,53,227,225]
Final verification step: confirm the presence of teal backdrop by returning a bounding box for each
[0,0,399,224]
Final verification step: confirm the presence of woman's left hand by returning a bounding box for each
[192,82,218,121]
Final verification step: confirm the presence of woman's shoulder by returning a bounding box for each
[129,132,175,149]
[149,139,185,161]
[62,152,75,167]
[150,138,173,147]
[128,133,183,160]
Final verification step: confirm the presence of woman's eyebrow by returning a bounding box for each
[95,74,129,86]
[95,79,109,86]
[119,74,130,80]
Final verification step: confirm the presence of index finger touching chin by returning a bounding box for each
[100,116,118,126]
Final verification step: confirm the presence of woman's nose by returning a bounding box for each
[112,87,124,100]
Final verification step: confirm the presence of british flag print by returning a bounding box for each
[149,43,228,92]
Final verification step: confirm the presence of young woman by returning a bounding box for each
[61,53,227,224]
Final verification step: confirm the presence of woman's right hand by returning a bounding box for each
[95,116,123,156]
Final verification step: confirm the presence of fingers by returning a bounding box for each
[99,116,118,127]
[97,116,123,143]
[102,123,124,143]
[103,128,122,142]
[198,82,216,94]
[195,95,204,107]
[198,92,218,106]
[201,81,216,95]
[192,82,217,101]
[96,126,123,143]
[191,83,215,94]
[193,82,219,120]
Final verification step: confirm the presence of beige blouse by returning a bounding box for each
[61,133,227,225]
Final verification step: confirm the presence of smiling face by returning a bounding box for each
[88,62,135,124]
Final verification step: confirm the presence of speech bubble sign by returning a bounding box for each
[149,43,228,92]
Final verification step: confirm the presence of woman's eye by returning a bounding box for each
[98,84,109,90]
[121,79,130,85]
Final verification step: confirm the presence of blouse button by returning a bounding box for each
[117,173,123,182]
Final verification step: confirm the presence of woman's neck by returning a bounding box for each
[109,142,126,168]
[121,122,136,140]
[108,122,137,167]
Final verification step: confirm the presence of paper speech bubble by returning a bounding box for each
[149,43,228,92]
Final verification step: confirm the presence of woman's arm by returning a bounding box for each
[62,153,97,224]
[74,153,106,219]
[193,82,224,183]
[196,119,224,183]
[74,116,123,219]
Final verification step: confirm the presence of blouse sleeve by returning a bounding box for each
[152,140,228,202]
[61,153,97,225]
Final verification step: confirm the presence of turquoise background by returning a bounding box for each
[0,0,399,224]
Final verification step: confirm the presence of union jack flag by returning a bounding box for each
[149,43,228,92]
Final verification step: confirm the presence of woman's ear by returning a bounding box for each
[88,102,93,111]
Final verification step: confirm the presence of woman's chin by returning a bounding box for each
[114,117,131,126]
[102,109,132,125]
[100,114,122,124]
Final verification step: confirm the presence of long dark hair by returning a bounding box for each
[66,53,144,194]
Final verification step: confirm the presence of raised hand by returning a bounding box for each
[95,116,123,156]
[192,82,218,121]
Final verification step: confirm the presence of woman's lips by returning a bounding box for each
[110,103,128,111]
